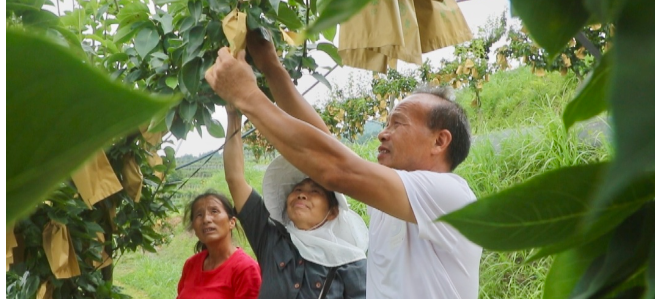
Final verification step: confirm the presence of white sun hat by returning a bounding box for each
[262,155,369,267]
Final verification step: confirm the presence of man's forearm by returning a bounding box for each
[262,64,330,134]
[223,113,245,182]
[236,91,351,187]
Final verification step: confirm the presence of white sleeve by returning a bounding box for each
[395,170,476,251]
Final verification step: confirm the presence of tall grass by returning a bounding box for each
[114,67,611,299]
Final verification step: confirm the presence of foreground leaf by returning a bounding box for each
[510,0,590,59]
[647,231,655,299]
[543,234,611,299]
[316,42,342,66]
[439,163,653,251]
[305,0,373,36]
[6,30,179,223]
[563,50,612,130]
[594,0,655,213]
[571,202,655,299]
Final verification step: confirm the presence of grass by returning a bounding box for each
[113,67,611,299]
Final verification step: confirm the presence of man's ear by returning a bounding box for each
[433,129,452,155]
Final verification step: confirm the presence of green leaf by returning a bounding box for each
[59,8,86,32]
[207,119,225,138]
[179,57,202,96]
[113,21,147,44]
[153,0,185,5]
[277,2,303,30]
[178,16,196,33]
[510,0,590,59]
[116,1,149,28]
[50,26,86,58]
[543,234,611,299]
[154,12,174,34]
[135,27,160,58]
[22,9,60,29]
[179,100,197,123]
[647,231,655,299]
[321,25,337,42]
[6,30,179,224]
[309,0,317,14]
[594,0,655,213]
[85,34,120,54]
[311,72,332,89]
[188,0,202,22]
[584,0,628,23]
[563,50,611,130]
[170,116,190,139]
[571,202,655,299]
[208,0,231,14]
[269,0,281,13]
[305,0,373,35]
[439,163,654,251]
[185,25,206,54]
[165,76,178,89]
[316,42,341,65]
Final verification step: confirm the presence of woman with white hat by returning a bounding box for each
[223,103,368,299]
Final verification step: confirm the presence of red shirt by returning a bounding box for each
[177,248,261,299]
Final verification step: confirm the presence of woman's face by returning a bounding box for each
[192,196,235,245]
[286,179,337,230]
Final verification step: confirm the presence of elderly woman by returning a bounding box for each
[177,192,261,299]
[224,104,368,299]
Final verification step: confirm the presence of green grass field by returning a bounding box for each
[113,67,611,299]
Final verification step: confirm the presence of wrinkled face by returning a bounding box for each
[377,95,437,171]
[192,196,236,245]
[286,179,335,230]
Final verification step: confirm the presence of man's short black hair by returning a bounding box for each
[412,85,471,171]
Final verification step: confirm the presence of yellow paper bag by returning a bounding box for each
[42,221,81,279]
[140,125,165,147]
[71,151,123,209]
[7,226,17,271]
[37,280,54,299]
[92,232,112,270]
[122,154,143,202]
[338,0,422,73]
[222,9,247,56]
[415,0,473,52]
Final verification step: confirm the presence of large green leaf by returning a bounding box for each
[179,57,202,96]
[179,100,197,123]
[135,27,160,58]
[116,1,150,28]
[584,0,628,23]
[316,42,341,65]
[439,163,654,251]
[277,2,303,30]
[647,231,655,299]
[563,50,611,130]
[542,234,611,299]
[594,0,655,213]
[207,119,225,138]
[6,31,179,223]
[22,9,60,29]
[188,0,202,22]
[59,8,86,32]
[305,0,372,36]
[113,21,148,44]
[510,0,590,59]
[571,202,655,299]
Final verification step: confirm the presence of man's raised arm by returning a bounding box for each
[205,48,416,223]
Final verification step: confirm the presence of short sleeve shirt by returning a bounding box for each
[366,170,482,299]
[237,189,367,299]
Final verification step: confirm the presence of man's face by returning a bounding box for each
[377,95,439,171]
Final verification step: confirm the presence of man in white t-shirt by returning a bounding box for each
[204,33,482,299]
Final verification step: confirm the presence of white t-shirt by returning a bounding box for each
[366,170,482,299]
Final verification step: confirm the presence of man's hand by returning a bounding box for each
[246,29,279,74]
[204,47,259,106]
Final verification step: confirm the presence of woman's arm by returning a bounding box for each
[223,105,253,213]
[246,31,330,134]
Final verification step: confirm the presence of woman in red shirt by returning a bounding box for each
[177,192,261,299]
